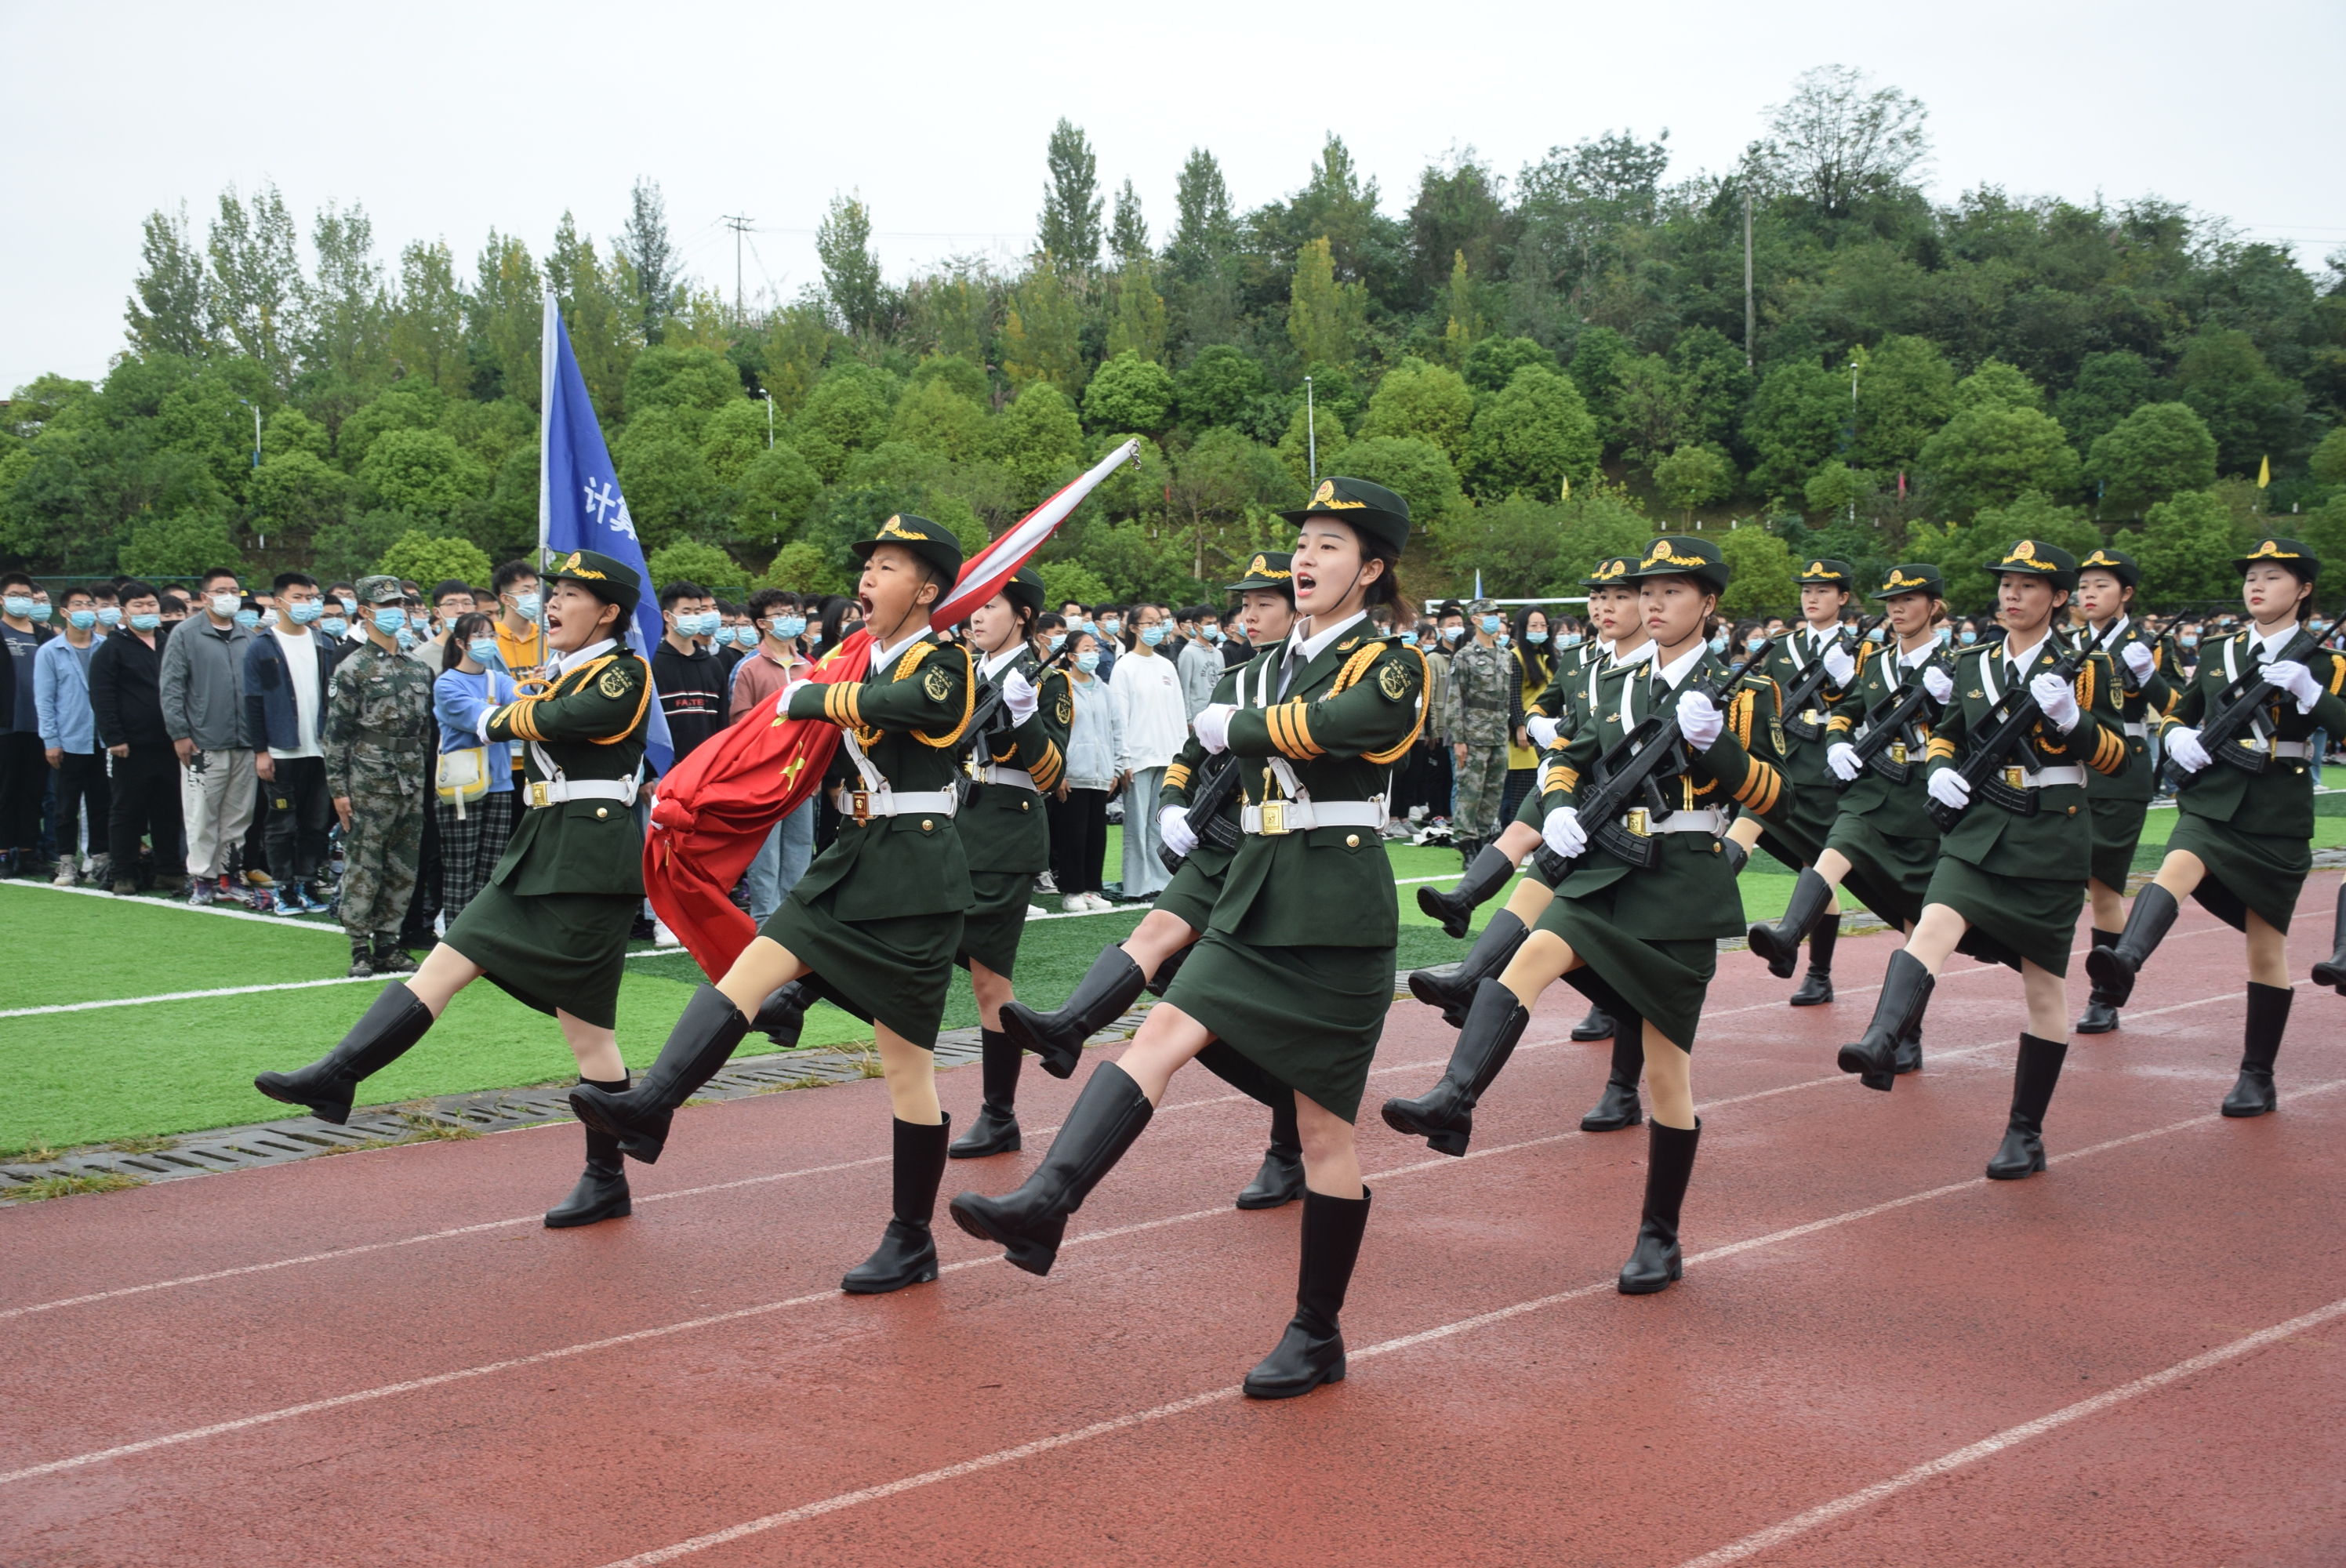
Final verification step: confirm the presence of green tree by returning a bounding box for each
[1462,365,1601,500]
[790,365,895,481]
[2085,402,2218,519]
[735,442,824,546]
[1037,558,1111,610]
[206,181,305,390]
[624,344,738,438]
[700,398,776,485]
[614,418,717,550]
[1168,147,1238,279]
[1744,360,1847,497]
[1109,179,1149,264]
[249,450,349,549]
[304,201,388,390]
[376,529,492,588]
[1760,64,1930,217]
[1360,357,1474,466]
[1904,491,2100,608]
[1432,485,1652,598]
[1287,236,1367,371]
[357,428,480,524]
[387,240,469,399]
[998,382,1086,502]
[2055,350,2155,453]
[2115,488,2238,607]
[1164,427,1293,579]
[2310,426,2346,487]
[1104,260,1168,362]
[336,383,445,473]
[1852,335,1954,472]
[888,376,993,462]
[758,539,835,593]
[1567,325,1632,436]
[2174,329,2308,475]
[647,539,743,593]
[1916,404,2080,517]
[1038,118,1104,268]
[1653,445,1736,521]
[547,214,637,418]
[1950,358,2044,413]
[125,205,209,360]
[618,178,681,345]
[1082,350,1175,434]
[1000,265,1087,392]
[816,192,886,336]
[120,510,241,578]
[1716,524,1799,618]
[1276,401,1348,490]
[1802,459,1876,519]
[469,230,542,405]
[1173,344,1267,431]
[1608,354,1687,465]
[1463,336,1556,394]
[1338,434,1465,527]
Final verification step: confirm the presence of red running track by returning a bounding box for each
[3,894,2343,1566]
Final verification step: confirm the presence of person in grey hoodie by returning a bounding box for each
[159,566,256,904]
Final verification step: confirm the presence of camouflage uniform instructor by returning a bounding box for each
[257,550,655,1228]
[1443,597,1516,866]
[574,516,975,1297]
[323,575,434,980]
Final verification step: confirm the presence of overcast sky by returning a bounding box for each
[7,0,2342,392]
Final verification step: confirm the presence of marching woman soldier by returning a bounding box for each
[1847,541,2129,1178]
[943,567,1072,1160]
[1385,536,1792,1294]
[572,517,975,1293]
[953,477,1425,1399]
[1748,558,1862,1005]
[2089,537,2346,1116]
[997,551,1306,1207]
[2067,548,2181,1034]
[254,551,655,1227]
[1747,564,1953,1082]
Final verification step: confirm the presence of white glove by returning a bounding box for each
[2164,725,2210,774]
[1526,713,1560,750]
[1159,805,1197,859]
[1676,688,1723,750]
[1000,667,1038,724]
[2265,659,2322,713]
[1193,702,1234,753]
[1827,742,1864,782]
[778,677,812,715]
[1923,666,1955,704]
[2030,671,2080,733]
[1927,768,1971,811]
[2123,641,2155,681]
[1542,805,1586,860]
[1822,644,1857,688]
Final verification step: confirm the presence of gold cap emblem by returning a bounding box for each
[878,514,929,543]
[2244,539,2300,560]
[1312,479,1335,505]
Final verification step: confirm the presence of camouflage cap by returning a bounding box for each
[354,574,405,606]
[1468,597,1501,618]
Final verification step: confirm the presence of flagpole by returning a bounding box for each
[538,292,557,569]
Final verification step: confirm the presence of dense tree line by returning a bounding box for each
[5,66,2343,612]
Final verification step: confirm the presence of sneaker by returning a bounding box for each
[1084,893,1117,913]
[372,940,419,975]
[188,880,215,906]
[347,952,377,979]
[652,918,681,947]
[271,889,307,916]
[1035,871,1059,894]
[1064,894,1091,914]
[1025,901,1048,920]
[53,861,76,887]
[113,881,138,897]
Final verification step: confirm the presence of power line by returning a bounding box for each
[722,214,754,323]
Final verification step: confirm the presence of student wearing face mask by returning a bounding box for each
[315,577,438,977]
[1047,628,1123,913]
[1502,606,1556,826]
[1108,602,1186,899]
[724,590,819,933]
[0,572,55,878]
[158,566,257,906]
[427,612,521,926]
[1177,601,1226,720]
[651,581,728,765]
[242,572,343,914]
[34,586,109,885]
[491,561,550,690]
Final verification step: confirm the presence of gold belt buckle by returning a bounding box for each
[850,789,871,825]
[2003,766,2026,789]
[1802,709,1823,727]
[528,781,550,808]
[1625,808,1650,837]
[1258,799,1289,836]
[1890,742,1908,765]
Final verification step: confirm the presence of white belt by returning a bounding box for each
[2123,721,2148,739]
[2238,739,2312,760]
[1240,799,1386,835]
[524,777,637,808]
[975,764,1036,791]
[830,785,961,822]
[1999,764,2086,789]
[1617,805,1727,837]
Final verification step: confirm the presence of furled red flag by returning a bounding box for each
[645,440,1140,975]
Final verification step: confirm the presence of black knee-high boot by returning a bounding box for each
[1839,949,1934,1091]
[1380,979,1530,1156]
[1570,1004,1616,1041]
[2083,885,2179,1011]
[254,984,437,1123]
[1986,1034,2068,1179]
[1418,842,1520,940]
[998,946,1145,1079]
[1407,910,1527,1029]
[754,975,824,1047]
[546,1076,632,1229]
[2311,885,2346,995]
[2221,982,2293,1118]
[949,1061,1154,1276]
[1243,1186,1372,1399]
[1894,1011,1923,1075]
[2075,927,2126,1033]
[1618,1119,1700,1294]
[1789,913,1839,1006]
[950,1029,1023,1157]
[569,984,750,1164]
[1749,868,1833,982]
[843,1115,952,1294]
[1581,1017,1647,1131]
[1236,1093,1304,1210]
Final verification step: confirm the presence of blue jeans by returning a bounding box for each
[743,799,815,924]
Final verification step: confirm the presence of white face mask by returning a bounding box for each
[210,593,240,619]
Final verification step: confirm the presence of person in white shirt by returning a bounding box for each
[1109,604,1188,898]
[244,572,340,914]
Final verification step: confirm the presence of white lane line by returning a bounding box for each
[0,976,383,1017]
[1673,1294,2346,1568]
[10,1066,2330,1495]
[1,877,345,932]
[583,1077,2346,1566]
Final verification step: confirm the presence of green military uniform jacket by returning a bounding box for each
[1214,624,1426,948]
[481,644,653,897]
[1160,664,1247,885]
[1823,635,1948,840]
[1528,638,1602,721]
[1922,636,2130,881]
[1536,646,1792,940]
[1760,622,1857,763]
[2079,617,2181,808]
[323,640,433,800]
[959,645,1070,875]
[2155,625,2346,841]
[784,630,975,920]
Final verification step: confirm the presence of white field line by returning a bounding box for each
[1,877,345,931]
[5,1064,2328,1494]
[586,1078,2346,1567]
[0,947,690,1019]
[1672,1294,2346,1567]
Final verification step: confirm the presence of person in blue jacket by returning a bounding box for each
[429,612,521,924]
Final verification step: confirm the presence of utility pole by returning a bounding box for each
[723,215,754,324]
[1743,191,1755,369]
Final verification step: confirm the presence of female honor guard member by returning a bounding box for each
[572,517,975,1294]
[1850,541,2128,1178]
[253,550,655,1227]
[2067,548,2181,1035]
[2088,537,2345,1117]
[944,567,1072,1160]
[1748,564,1952,1082]
[996,552,1307,1209]
[1385,536,1790,1294]
[953,477,1424,1399]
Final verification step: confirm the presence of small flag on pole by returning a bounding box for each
[2258,456,2272,488]
[1473,570,1484,601]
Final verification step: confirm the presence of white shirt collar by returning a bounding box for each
[1808,622,1839,652]
[1595,638,1615,659]
[1288,610,1368,666]
[980,643,1025,682]
[552,637,617,676]
[1899,637,1938,670]
[2003,630,2050,671]
[1610,638,1654,669]
[868,626,929,678]
[2251,621,2299,660]
[2097,612,2131,643]
[1650,641,1706,688]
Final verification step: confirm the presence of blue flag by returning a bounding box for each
[539,293,674,776]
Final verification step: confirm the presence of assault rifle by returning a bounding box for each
[1834,640,1955,790]
[957,641,1078,800]
[2173,622,2334,786]
[1157,751,1244,873]
[1530,630,1785,881]
[1780,615,1887,743]
[1925,622,2118,832]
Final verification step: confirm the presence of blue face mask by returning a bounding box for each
[1076,651,1100,673]
[129,612,162,632]
[321,616,348,637]
[1709,633,1730,653]
[768,615,805,641]
[468,638,501,666]
[710,626,736,646]
[2,596,34,619]
[289,600,323,624]
[395,628,416,652]
[1560,633,1583,648]
[1959,629,1978,645]
[372,608,407,635]
[69,609,97,630]
[1400,631,1418,646]
[1099,619,1121,637]
[1478,615,1502,635]
[97,605,123,626]
[1139,625,1167,647]
[1936,626,1952,644]
[1205,627,1223,643]
[2181,633,2199,648]
[1493,633,1511,649]
[233,608,261,631]
[514,592,542,621]
[1526,630,1549,645]
[1866,626,1887,643]
[1047,633,1066,651]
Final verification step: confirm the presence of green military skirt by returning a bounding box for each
[1921,857,2080,976]
[2168,811,2310,935]
[444,883,638,1030]
[1153,853,1226,933]
[2087,796,2153,892]
[1756,749,1834,873]
[1163,933,1393,1123]
[763,893,964,1051]
[1825,811,1939,932]
[1531,881,1716,1052]
[953,870,1035,978]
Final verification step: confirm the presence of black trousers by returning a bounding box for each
[0,731,45,853]
[107,744,183,880]
[53,750,111,866]
[261,755,334,885]
[1048,786,1110,895]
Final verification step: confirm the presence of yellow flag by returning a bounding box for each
[1560,474,1571,501]
[2258,455,2272,488]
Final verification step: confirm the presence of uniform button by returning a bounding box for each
[595,807,608,819]
[921,818,933,831]
[2066,805,2076,815]
[1021,800,1029,811]
[1346,833,1360,848]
